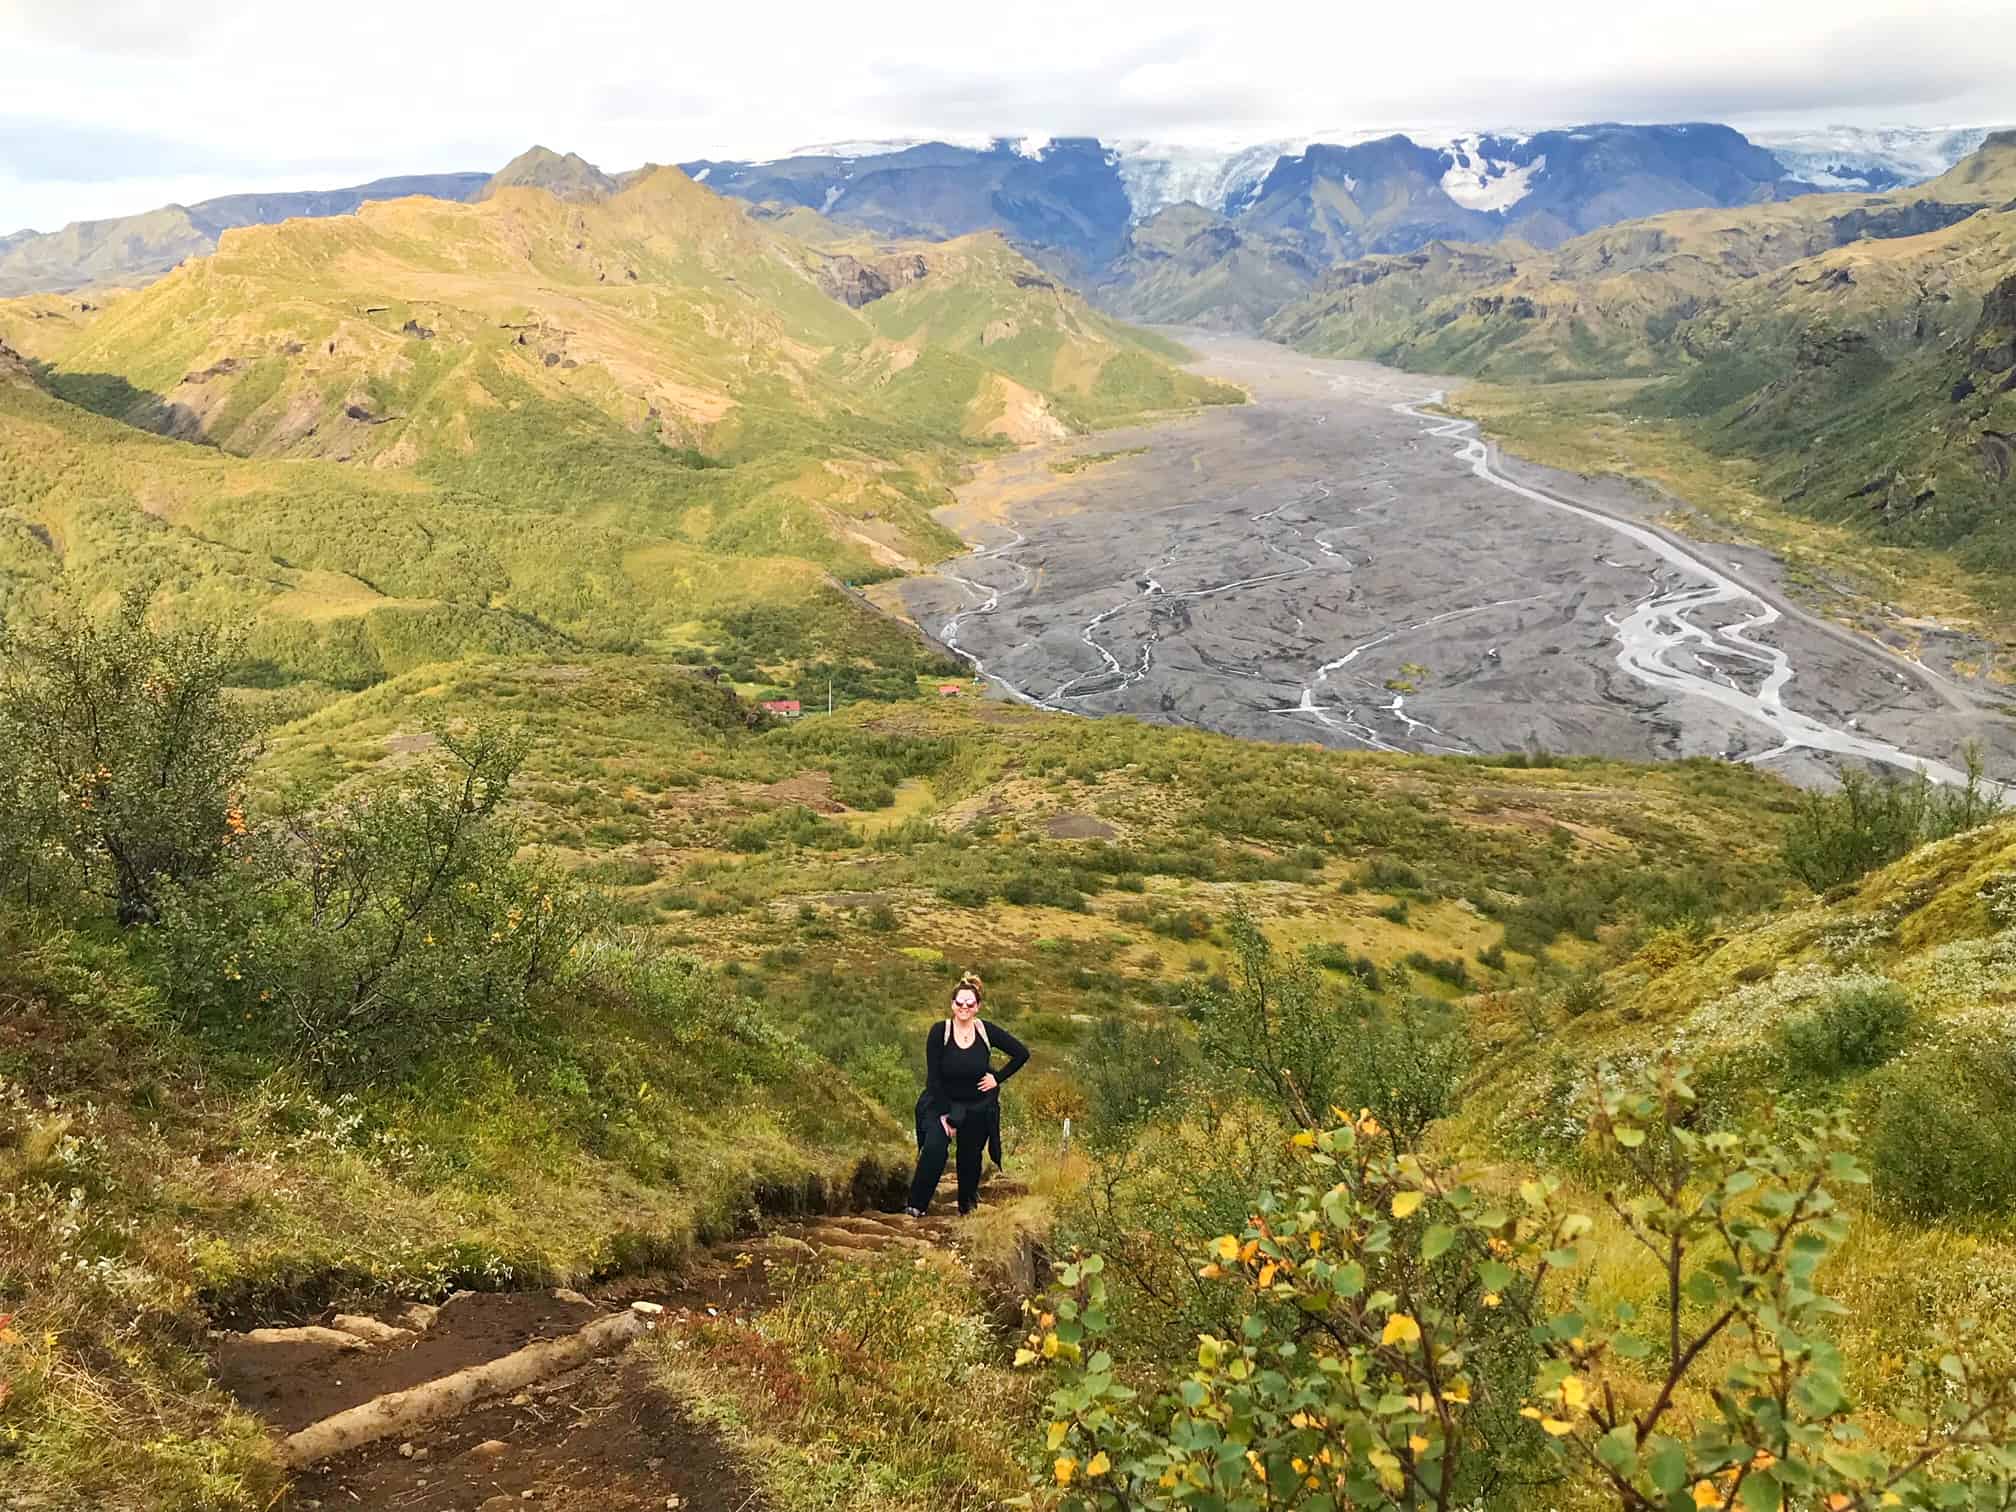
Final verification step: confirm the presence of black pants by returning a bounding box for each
[907,1112,988,1213]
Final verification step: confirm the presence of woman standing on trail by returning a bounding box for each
[904,973,1030,1218]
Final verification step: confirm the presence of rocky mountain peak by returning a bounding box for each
[480,146,618,203]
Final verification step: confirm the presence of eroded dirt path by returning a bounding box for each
[228,1176,1019,1511]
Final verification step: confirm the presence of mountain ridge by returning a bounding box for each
[4,124,2002,326]
[0,171,489,298]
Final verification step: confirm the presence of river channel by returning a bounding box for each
[897,335,2015,791]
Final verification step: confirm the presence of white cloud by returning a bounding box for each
[1,0,2010,230]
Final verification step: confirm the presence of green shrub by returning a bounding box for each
[1079,1018,1188,1151]
[1363,857,1423,891]
[1186,907,1358,1128]
[0,591,260,924]
[162,724,600,1082]
[1333,997,1469,1145]
[1404,951,1473,990]
[1777,979,1914,1078]
[1782,757,1997,891]
[1303,943,1383,992]
[1557,971,1607,1018]
[1866,1036,2016,1219]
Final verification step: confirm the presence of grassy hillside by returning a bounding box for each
[0,350,937,691]
[1267,137,2016,379]
[1431,811,2016,1446]
[3,622,1808,1507]
[0,172,1237,700]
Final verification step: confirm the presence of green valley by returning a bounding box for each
[8,116,2016,1512]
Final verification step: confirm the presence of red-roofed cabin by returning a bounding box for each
[761,699,802,718]
[937,683,965,697]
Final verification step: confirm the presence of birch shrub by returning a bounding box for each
[1029,1058,2016,1511]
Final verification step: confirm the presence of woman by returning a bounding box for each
[905,972,1029,1217]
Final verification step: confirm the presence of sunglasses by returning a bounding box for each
[953,994,979,1008]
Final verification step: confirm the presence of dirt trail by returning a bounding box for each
[228,1170,1027,1511]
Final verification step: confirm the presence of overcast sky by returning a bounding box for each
[2,0,2011,232]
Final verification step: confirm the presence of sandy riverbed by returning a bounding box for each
[897,335,2016,789]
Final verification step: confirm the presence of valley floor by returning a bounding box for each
[897,334,2016,789]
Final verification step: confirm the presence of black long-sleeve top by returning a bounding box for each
[923,1019,1030,1118]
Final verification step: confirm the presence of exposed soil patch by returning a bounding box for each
[1044,811,1118,840]
[759,770,842,812]
[216,1293,599,1434]
[231,1172,1016,1510]
[284,1354,767,1512]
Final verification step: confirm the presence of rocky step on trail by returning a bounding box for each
[215,1174,1031,1511]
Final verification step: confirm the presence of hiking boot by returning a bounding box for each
[902,1205,927,1219]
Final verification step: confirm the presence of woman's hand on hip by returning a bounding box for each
[977,1073,998,1092]
[940,1115,955,1137]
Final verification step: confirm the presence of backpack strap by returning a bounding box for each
[945,1018,992,1051]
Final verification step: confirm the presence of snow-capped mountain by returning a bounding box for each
[1744,125,2002,191]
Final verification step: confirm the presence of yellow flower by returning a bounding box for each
[1381,1314,1422,1347]
[1482,1291,1502,1307]
[1054,1457,1077,1486]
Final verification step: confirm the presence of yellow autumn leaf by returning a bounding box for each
[1055,1457,1077,1486]
[1391,1190,1425,1219]
[1381,1313,1422,1346]
[1693,1482,1722,1509]
[1258,1263,1278,1288]
[1087,1452,1111,1476]
[1560,1377,1587,1409]
[1541,1418,1573,1437]
[1215,1235,1240,1261]
[1048,1422,1070,1450]
[1409,1434,1430,1453]
[1291,1130,1316,1148]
